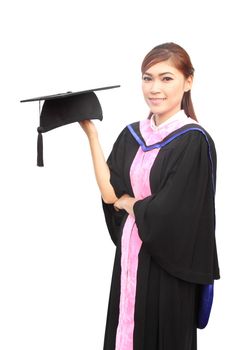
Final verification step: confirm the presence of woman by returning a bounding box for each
[80,42,220,350]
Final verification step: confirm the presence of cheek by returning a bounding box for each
[170,82,186,97]
[142,83,149,97]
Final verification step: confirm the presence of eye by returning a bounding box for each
[142,75,152,82]
[162,76,173,82]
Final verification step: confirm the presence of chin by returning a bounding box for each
[151,108,166,116]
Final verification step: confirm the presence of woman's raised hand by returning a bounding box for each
[78,120,98,139]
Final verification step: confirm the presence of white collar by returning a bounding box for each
[150,110,188,131]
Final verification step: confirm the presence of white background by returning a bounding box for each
[0,0,244,349]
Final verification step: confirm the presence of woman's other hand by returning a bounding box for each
[114,194,137,217]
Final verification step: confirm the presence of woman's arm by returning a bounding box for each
[79,120,118,204]
[114,194,137,217]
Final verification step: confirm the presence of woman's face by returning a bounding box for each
[142,60,192,122]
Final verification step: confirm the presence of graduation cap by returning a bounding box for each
[21,85,120,166]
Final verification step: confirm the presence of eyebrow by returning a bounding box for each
[143,72,175,77]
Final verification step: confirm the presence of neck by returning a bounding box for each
[154,109,182,126]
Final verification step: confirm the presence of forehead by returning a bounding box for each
[144,60,181,75]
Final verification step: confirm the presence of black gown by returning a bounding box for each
[102,119,220,350]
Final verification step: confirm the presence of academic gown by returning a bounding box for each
[102,113,220,350]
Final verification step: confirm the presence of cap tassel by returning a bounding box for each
[37,130,44,166]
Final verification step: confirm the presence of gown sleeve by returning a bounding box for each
[102,128,129,246]
[133,131,220,284]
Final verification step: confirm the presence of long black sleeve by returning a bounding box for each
[133,132,220,284]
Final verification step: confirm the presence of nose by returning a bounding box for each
[150,80,162,94]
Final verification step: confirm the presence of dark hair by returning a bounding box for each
[141,42,197,121]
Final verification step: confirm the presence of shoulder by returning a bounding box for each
[186,123,216,161]
[110,121,141,154]
[169,123,216,152]
[114,121,141,143]
[174,123,217,179]
[159,123,217,174]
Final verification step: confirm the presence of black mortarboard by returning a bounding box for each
[21,85,120,166]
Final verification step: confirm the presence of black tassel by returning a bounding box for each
[37,130,44,166]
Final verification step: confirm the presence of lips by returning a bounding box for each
[148,98,166,106]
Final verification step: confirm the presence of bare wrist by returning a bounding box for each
[88,133,99,143]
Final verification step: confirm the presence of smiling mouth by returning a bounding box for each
[149,98,166,105]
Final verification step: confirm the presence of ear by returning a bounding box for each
[184,76,193,92]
